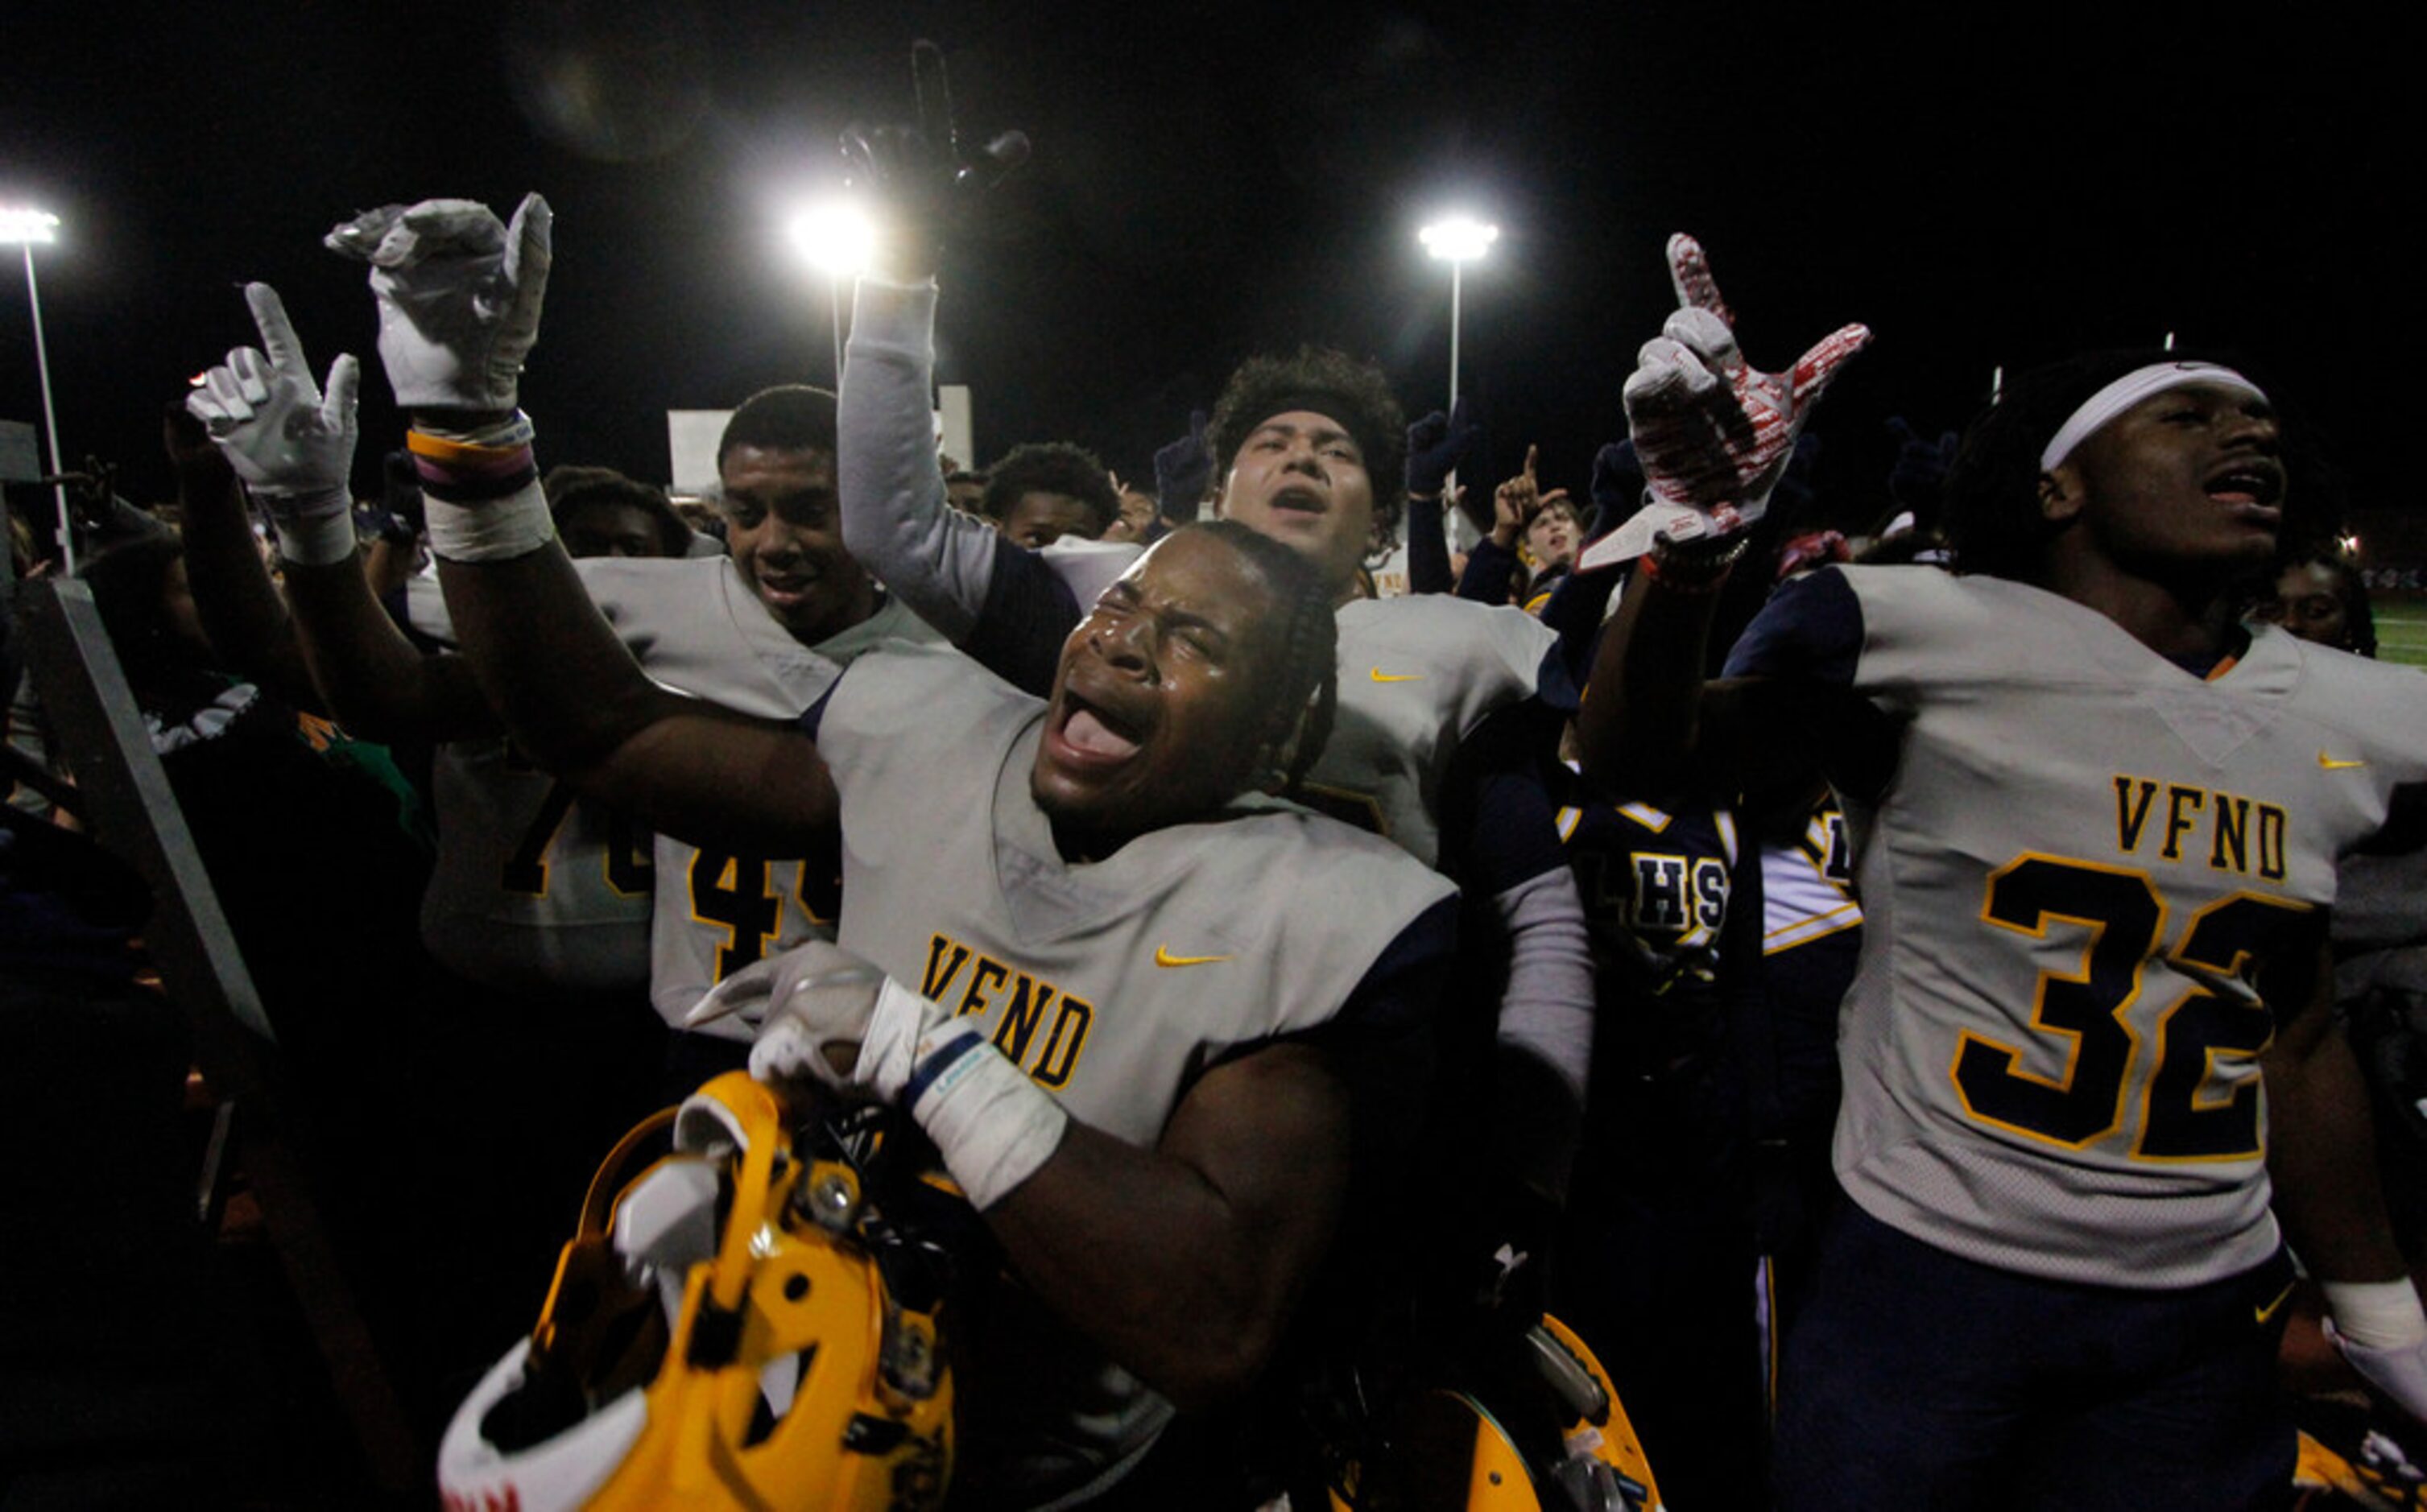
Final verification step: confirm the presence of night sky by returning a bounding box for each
[4,2,2414,535]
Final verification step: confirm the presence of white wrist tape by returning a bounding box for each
[903,1022,1068,1211]
[2324,1279,2427,1350]
[261,486,359,567]
[426,480,556,564]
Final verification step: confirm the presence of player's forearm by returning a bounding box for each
[837,275,994,641]
[438,541,665,765]
[174,463,316,708]
[982,1055,1350,1409]
[1575,568,1724,793]
[2268,971,2408,1285]
[282,560,498,742]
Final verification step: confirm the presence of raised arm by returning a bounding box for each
[186,283,495,742]
[835,43,1045,639]
[1573,233,1869,797]
[325,192,837,854]
[163,396,319,713]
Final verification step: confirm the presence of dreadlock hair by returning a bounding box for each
[542,465,692,557]
[981,442,1122,537]
[1181,519,1340,794]
[1941,346,2327,585]
[715,385,838,472]
[1205,346,1408,546]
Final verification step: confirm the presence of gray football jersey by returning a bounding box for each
[1823,567,2427,1287]
[817,641,1455,1506]
[414,558,941,1030]
[1309,594,1560,866]
[419,735,655,995]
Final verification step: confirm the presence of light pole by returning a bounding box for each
[788,199,876,388]
[2,207,71,573]
[1419,215,1498,415]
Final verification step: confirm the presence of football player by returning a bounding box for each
[1576,233,2427,1509]
[833,54,1594,1247]
[309,184,1457,1507]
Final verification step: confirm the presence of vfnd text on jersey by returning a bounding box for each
[2111,775,2288,881]
[920,932,1094,1088]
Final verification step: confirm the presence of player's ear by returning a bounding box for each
[2037,465,2083,526]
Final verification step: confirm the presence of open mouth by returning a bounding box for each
[1054,691,1144,762]
[754,568,817,605]
[2204,459,2284,510]
[1267,485,1326,517]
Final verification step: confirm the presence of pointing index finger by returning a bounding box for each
[245,283,309,386]
[911,39,957,160]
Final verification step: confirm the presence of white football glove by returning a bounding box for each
[693,940,947,1103]
[691,939,1067,1210]
[325,192,552,414]
[185,283,360,565]
[2326,1280,2427,1425]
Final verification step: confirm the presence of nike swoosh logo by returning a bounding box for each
[1154,945,1231,969]
[2318,752,2368,770]
[2255,1279,2297,1326]
[1369,667,1425,684]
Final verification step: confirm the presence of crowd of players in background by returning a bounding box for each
[6,69,2427,1512]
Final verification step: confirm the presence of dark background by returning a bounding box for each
[3,1,2414,535]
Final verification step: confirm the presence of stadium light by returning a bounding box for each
[1419,216,1498,414]
[789,199,877,386]
[2,207,72,573]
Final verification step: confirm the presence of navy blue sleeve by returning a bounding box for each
[963,536,1086,698]
[1408,495,1454,595]
[1721,565,1864,687]
[1457,537,1522,605]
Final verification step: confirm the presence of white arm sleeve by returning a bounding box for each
[837,275,1003,643]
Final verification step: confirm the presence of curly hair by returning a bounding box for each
[1182,519,1340,793]
[981,442,1121,537]
[714,385,837,473]
[1205,346,1407,545]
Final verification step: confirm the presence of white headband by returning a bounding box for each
[2037,361,2267,473]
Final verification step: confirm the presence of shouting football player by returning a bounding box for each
[1577,233,2427,1510]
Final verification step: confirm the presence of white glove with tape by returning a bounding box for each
[325,192,552,414]
[2326,1279,2427,1424]
[184,283,360,565]
[693,940,1067,1209]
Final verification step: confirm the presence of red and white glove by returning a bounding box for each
[1582,234,1869,572]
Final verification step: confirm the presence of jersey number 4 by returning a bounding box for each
[1951,854,2314,1163]
[500,780,652,898]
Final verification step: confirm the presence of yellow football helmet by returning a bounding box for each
[436,1072,953,1510]
[1332,1315,1664,1512]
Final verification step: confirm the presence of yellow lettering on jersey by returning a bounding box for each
[993,976,1059,1064]
[922,936,974,999]
[917,932,1095,1087]
[957,957,1011,1018]
[1031,996,1094,1089]
[2161,785,2206,861]
[2114,777,2159,853]
[2209,796,2249,874]
[2112,772,2289,882]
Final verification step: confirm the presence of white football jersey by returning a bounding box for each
[1800,567,2427,1287]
